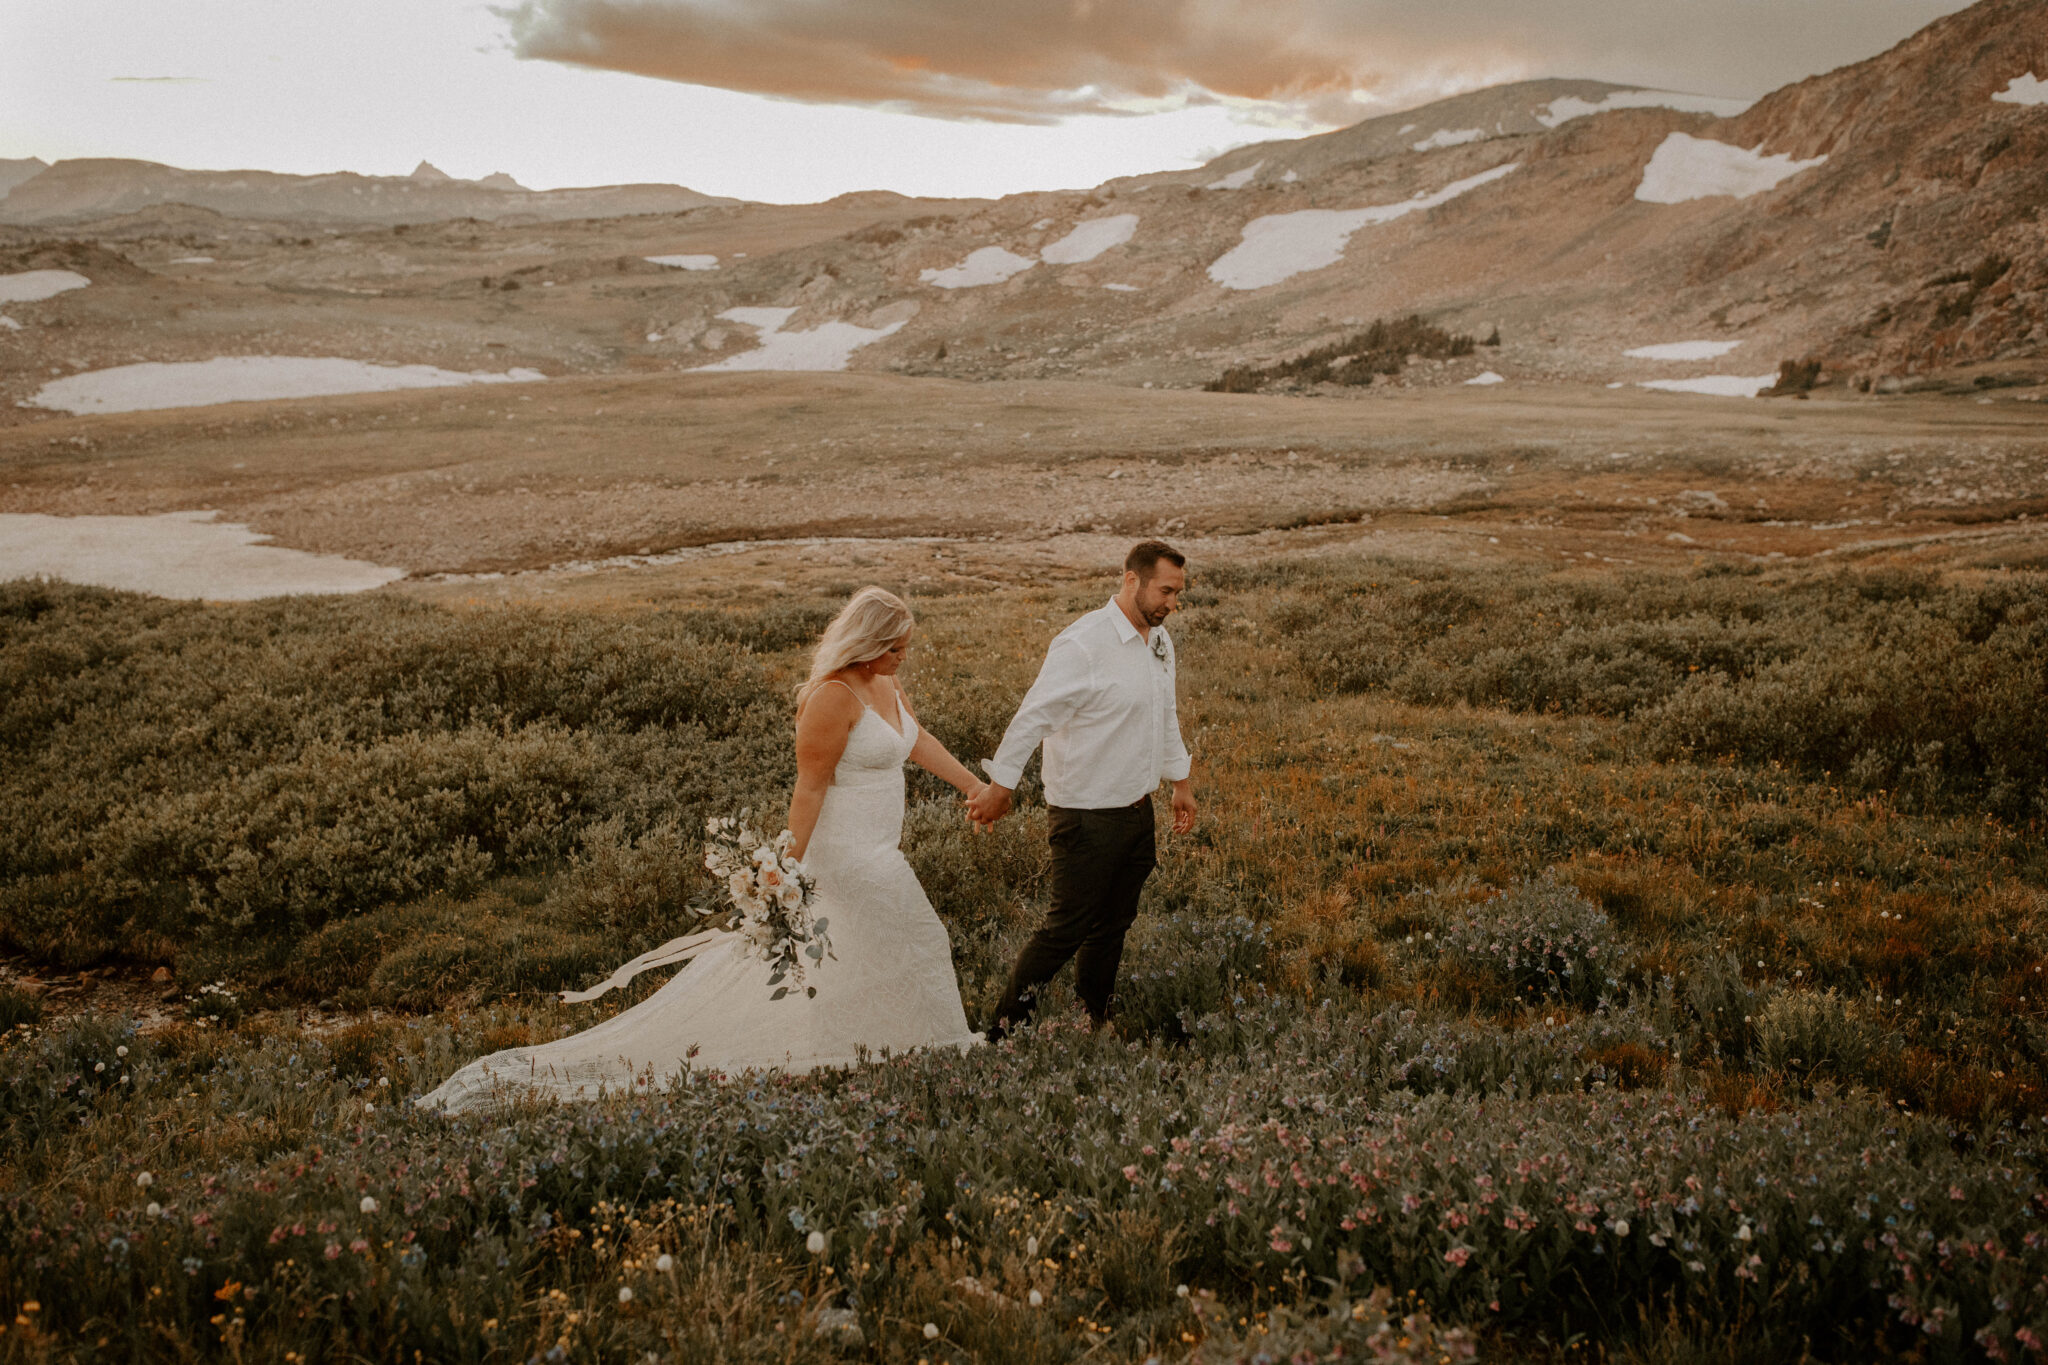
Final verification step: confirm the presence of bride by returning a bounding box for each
[418,587,985,1113]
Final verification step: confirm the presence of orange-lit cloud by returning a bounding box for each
[502,0,1971,124]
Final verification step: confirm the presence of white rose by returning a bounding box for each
[728,871,753,902]
[777,882,804,910]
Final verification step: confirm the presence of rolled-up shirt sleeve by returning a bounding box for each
[985,635,1092,791]
[1161,634,1192,783]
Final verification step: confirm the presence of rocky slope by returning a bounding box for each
[666,0,2044,392]
[2,0,2040,398]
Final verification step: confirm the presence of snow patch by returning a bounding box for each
[0,510,405,600]
[1207,163,1519,291]
[169,256,215,265]
[1625,339,1743,360]
[1280,169,1299,183]
[645,254,718,270]
[1993,73,2048,106]
[1040,214,1138,265]
[1637,374,1778,398]
[0,315,19,331]
[1412,128,1485,152]
[1103,283,1139,292]
[699,307,903,372]
[1635,133,1826,204]
[1207,161,1262,190]
[27,357,545,415]
[1465,371,1505,385]
[0,269,90,303]
[1537,89,1751,127]
[1398,123,1418,134]
[920,246,1036,289]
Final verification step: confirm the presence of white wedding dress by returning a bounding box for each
[417,702,981,1113]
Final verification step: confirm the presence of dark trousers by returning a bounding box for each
[989,795,1157,1036]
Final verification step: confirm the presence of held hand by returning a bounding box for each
[966,782,1013,829]
[1170,780,1197,835]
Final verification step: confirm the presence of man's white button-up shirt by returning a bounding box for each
[984,600,1193,810]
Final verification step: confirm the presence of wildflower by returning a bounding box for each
[116,1046,128,1057]
[95,1062,105,1073]
[1028,1289,1044,1307]
[146,1202,162,1218]
[1025,1235,1038,1256]
[618,1286,634,1304]
[1612,1219,1631,1237]
[1735,1223,1753,1242]
[136,1172,154,1189]
[360,1196,379,1214]
[807,1230,827,1254]
[924,1323,941,1340]
[1444,1246,1473,1268]
[1177,1284,1190,1298]
[656,1253,674,1273]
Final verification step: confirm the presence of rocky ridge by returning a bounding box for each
[0,158,738,228]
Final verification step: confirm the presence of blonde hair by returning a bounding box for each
[798,587,914,710]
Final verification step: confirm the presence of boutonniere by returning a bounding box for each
[1150,632,1169,665]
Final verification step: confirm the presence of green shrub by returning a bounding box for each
[5,1002,2043,1361]
[0,983,42,1033]
[0,584,796,965]
[1206,315,1477,393]
[1420,876,1618,1008]
[1272,562,2048,818]
[1752,988,1876,1083]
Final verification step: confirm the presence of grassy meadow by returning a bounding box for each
[2,558,2046,1363]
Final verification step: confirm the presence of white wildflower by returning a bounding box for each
[360,1196,379,1214]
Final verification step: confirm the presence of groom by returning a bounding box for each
[968,539,1197,1040]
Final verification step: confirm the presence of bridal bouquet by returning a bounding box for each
[703,813,832,999]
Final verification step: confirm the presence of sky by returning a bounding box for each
[0,0,1975,204]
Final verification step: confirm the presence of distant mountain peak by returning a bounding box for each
[476,172,525,192]
[410,161,452,182]
[0,156,50,201]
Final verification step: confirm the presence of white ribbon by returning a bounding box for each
[558,927,731,1003]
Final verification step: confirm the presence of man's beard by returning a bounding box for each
[1140,601,1171,626]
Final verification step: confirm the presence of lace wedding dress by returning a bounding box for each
[418,702,980,1113]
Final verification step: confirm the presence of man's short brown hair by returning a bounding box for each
[1125,539,1187,582]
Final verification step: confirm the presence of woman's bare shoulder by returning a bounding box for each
[799,677,863,727]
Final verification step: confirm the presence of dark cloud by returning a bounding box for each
[503,0,1973,124]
